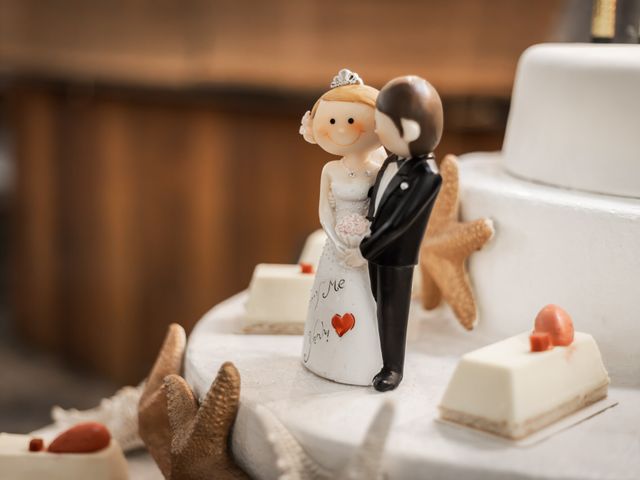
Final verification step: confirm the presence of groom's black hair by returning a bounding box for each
[376,76,443,157]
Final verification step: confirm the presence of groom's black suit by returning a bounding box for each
[360,153,442,384]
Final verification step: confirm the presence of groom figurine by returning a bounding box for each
[360,76,443,392]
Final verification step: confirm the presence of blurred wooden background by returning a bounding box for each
[0,0,570,383]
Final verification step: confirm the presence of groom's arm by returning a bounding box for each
[360,173,441,259]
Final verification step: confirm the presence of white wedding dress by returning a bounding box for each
[302,178,383,386]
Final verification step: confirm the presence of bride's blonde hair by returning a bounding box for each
[310,84,379,118]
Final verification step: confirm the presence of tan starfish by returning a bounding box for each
[420,154,494,330]
[139,323,187,476]
[164,363,247,480]
[138,324,247,479]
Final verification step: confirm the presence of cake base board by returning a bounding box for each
[184,292,640,480]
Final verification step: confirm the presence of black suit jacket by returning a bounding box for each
[360,153,442,267]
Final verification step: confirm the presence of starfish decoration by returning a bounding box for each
[420,154,494,330]
[138,323,187,476]
[258,401,395,480]
[164,364,247,480]
[138,323,248,479]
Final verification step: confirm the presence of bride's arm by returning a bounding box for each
[318,164,347,254]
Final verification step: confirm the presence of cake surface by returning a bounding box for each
[439,331,609,439]
[503,43,640,198]
[0,435,129,480]
[185,293,639,480]
[243,263,315,334]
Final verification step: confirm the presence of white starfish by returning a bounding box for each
[51,384,144,451]
[257,401,395,480]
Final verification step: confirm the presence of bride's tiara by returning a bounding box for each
[330,68,364,89]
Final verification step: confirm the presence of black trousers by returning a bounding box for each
[368,263,414,373]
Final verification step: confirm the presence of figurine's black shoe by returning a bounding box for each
[372,368,403,392]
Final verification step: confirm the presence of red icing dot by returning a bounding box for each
[29,438,44,452]
[300,263,314,274]
[530,332,553,352]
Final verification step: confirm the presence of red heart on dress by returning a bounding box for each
[331,313,356,337]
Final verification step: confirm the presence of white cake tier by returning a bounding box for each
[0,436,129,480]
[503,43,640,198]
[458,153,640,387]
[440,332,609,439]
[184,293,640,480]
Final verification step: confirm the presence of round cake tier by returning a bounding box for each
[503,43,640,198]
[459,152,640,387]
[184,293,639,480]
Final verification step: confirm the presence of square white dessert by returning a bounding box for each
[243,263,315,334]
[439,332,609,439]
[0,434,129,480]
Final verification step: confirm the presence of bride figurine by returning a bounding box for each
[300,69,384,385]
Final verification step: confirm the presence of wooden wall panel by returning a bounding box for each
[10,88,60,350]
[92,100,140,381]
[0,0,566,96]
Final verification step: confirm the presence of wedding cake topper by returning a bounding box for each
[299,71,444,392]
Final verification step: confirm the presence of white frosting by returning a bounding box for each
[0,435,129,480]
[244,264,315,328]
[458,153,640,387]
[440,332,609,428]
[503,43,640,198]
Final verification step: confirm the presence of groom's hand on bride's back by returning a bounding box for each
[359,234,373,257]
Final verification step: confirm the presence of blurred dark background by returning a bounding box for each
[0,0,638,433]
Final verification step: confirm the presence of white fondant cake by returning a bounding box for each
[243,264,315,334]
[439,331,609,439]
[0,435,129,480]
[504,44,640,198]
[458,153,640,386]
[458,43,640,388]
